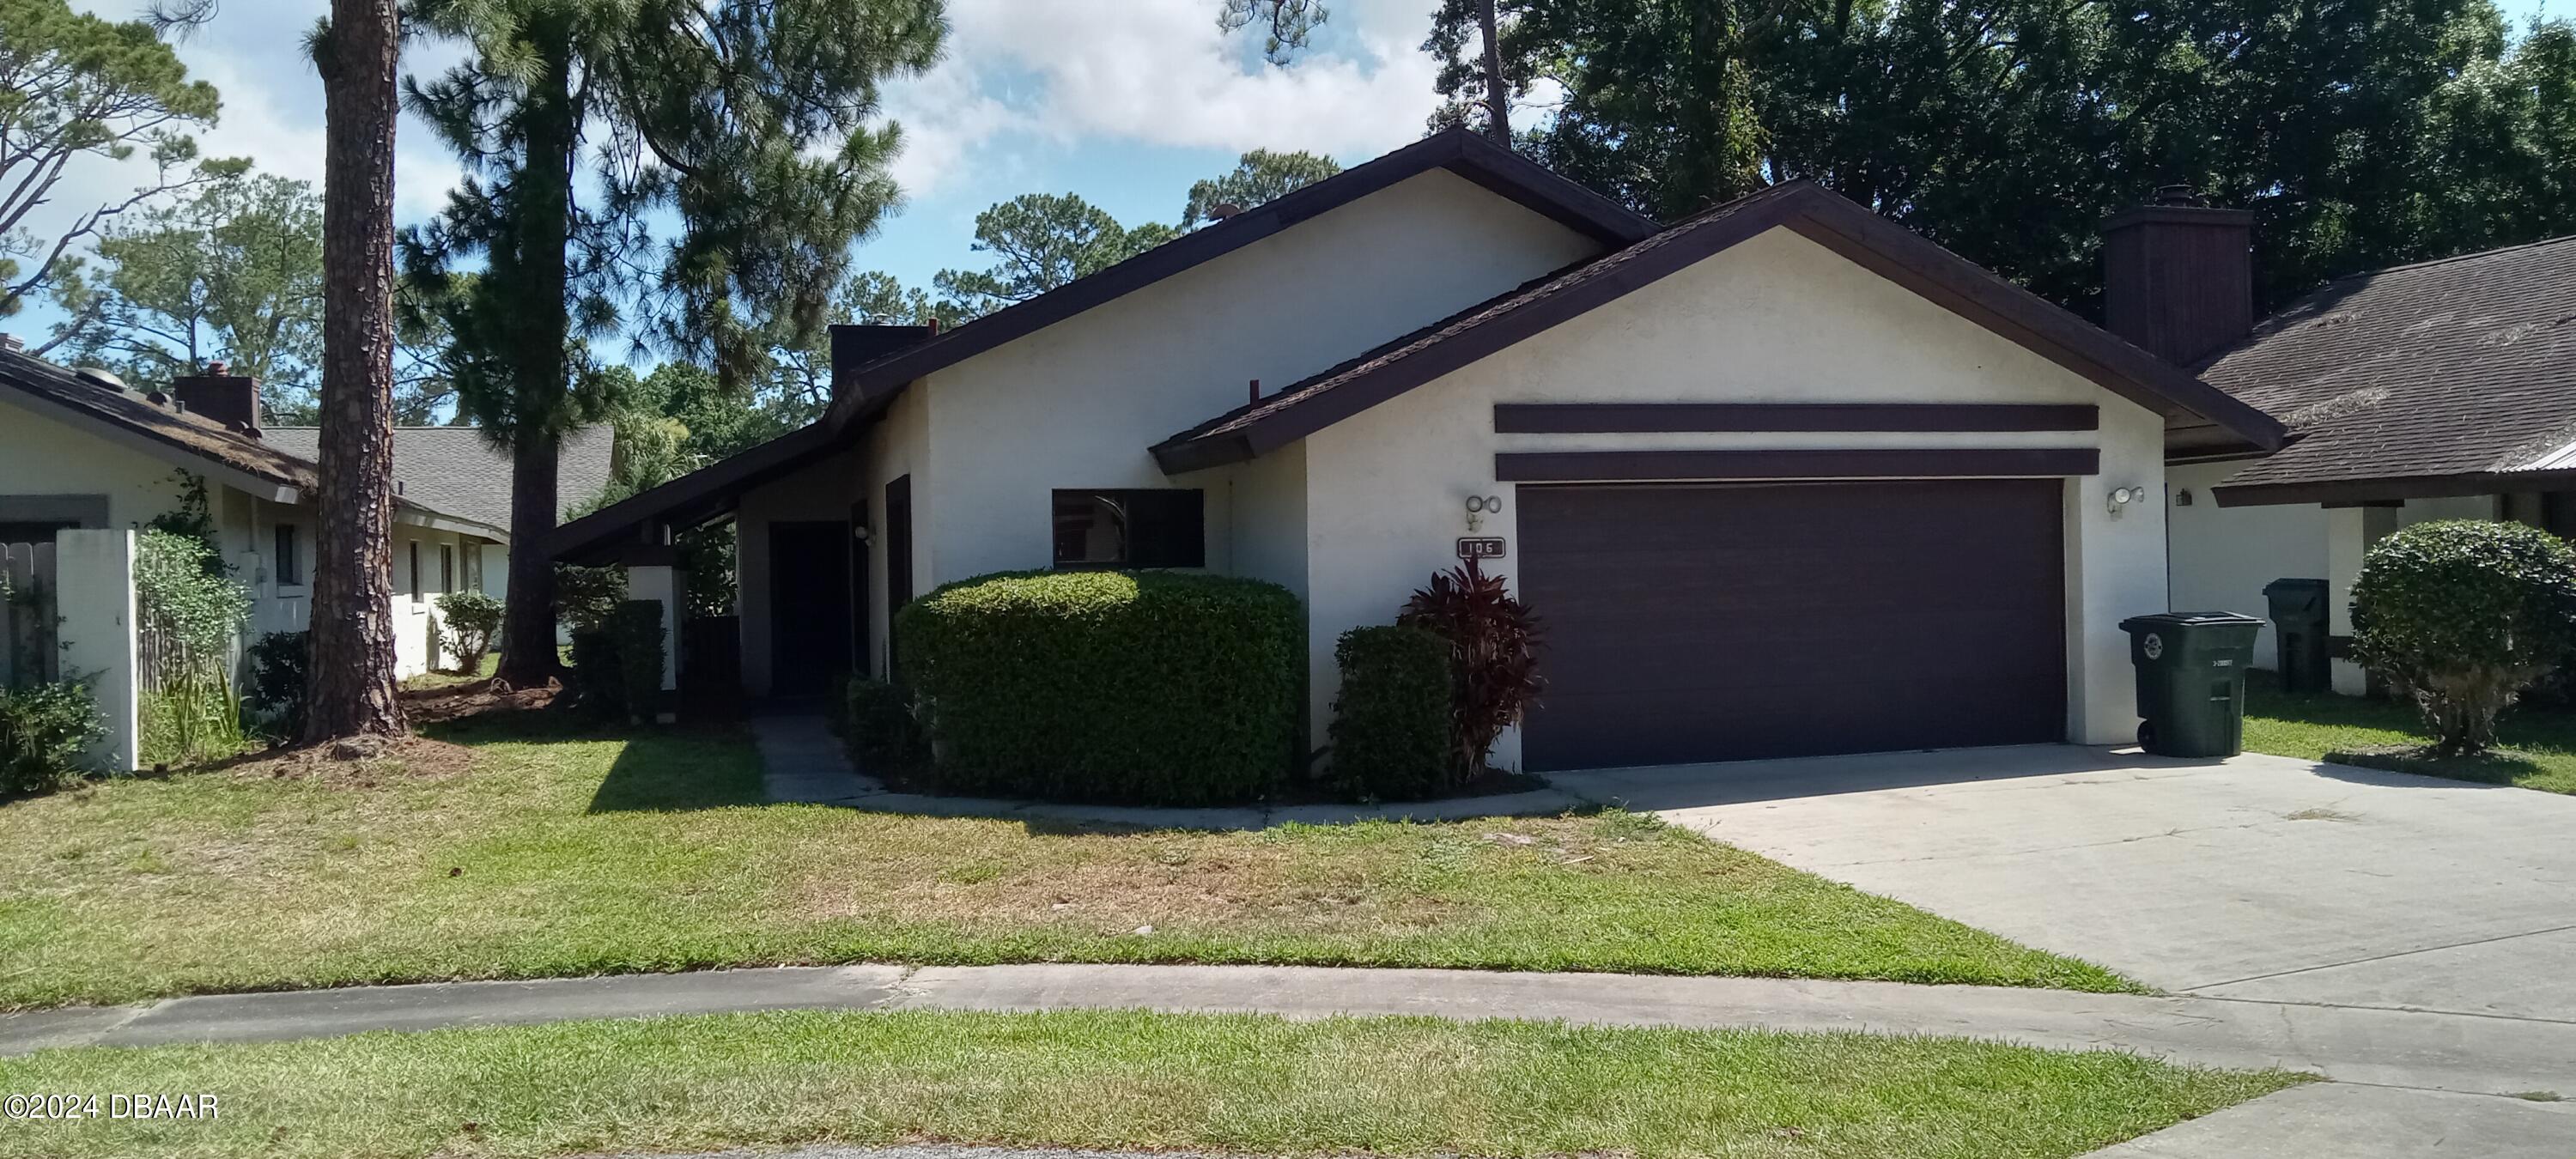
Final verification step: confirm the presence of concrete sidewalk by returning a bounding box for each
[9,962,2573,1099]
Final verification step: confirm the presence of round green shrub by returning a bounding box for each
[896,570,1301,805]
[434,591,504,675]
[1327,625,1455,801]
[0,680,103,795]
[2352,519,2576,754]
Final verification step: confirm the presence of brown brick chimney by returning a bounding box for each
[173,365,262,435]
[2102,189,2254,367]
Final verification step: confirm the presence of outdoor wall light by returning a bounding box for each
[1465,495,1502,531]
[2106,486,2142,517]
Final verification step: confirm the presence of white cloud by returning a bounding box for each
[884,0,1443,192]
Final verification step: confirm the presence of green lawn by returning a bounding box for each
[0,709,2133,1010]
[0,1009,2304,1159]
[2245,672,2576,794]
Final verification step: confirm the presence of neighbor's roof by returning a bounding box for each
[2204,234,2576,506]
[266,424,616,529]
[0,349,507,537]
[1152,181,2286,472]
[821,127,1660,435]
[0,349,315,495]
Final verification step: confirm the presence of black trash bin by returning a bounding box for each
[2261,578,2330,693]
[2119,612,2263,758]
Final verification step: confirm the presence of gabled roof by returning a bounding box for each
[2202,234,2576,506]
[549,422,838,565]
[822,128,1659,435]
[266,424,616,529]
[1151,181,2286,473]
[0,349,507,538]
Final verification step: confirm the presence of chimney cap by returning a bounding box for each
[2103,198,2254,233]
[0,333,21,353]
[205,359,229,375]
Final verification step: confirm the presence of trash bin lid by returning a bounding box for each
[2261,578,2327,595]
[2119,611,2264,632]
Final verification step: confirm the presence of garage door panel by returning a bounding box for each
[1519,480,2065,772]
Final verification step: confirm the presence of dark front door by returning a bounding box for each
[769,520,852,697]
[1517,480,2066,772]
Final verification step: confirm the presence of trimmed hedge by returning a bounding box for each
[2352,519,2576,753]
[896,570,1301,805]
[1327,625,1455,801]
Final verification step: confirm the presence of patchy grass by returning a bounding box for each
[2245,671,2576,794]
[0,1009,2305,1159]
[0,705,2135,1010]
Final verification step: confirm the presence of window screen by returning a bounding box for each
[274,525,301,586]
[1051,489,1204,568]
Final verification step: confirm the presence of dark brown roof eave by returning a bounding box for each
[1151,185,2287,473]
[546,422,845,565]
[2215,468,2576,507]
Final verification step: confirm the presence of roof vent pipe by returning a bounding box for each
[1249,378,1260,404]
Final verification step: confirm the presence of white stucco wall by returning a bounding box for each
[0,399,209,530]
[1278,226,2171,759]
[912,167,1603,592]
[2166,460,2331,668]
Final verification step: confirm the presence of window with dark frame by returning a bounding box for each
[409,542,422,605]
[440,543,455,594]
[274,525,301,586]
[1051,489,1205,568]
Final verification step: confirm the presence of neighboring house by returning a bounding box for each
[264,423,614,664]
[555,129,2281,773]
[2156,221,2576,693]
[0,345,607,679]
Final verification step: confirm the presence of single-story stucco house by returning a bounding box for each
[554,129,2283,773]
[0,347,611,679]
[2154,217,2576,693]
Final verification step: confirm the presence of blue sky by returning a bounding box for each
[21,0,2559,351]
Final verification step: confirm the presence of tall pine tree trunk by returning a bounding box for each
[303,0,405,742]
[1479,0,1510,146]
[492,22,579,689]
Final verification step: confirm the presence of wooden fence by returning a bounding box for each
[0,541,58,686]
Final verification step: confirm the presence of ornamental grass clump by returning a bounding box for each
[1398,559,1542,786]
[2351,519,2576,755]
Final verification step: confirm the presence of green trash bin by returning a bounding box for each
[2261,578,2330,694]
[2119,611,2263,758]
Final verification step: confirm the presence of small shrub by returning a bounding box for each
[556,565,628,633]
[0,680,104,794]
[610,600,666,722]
[243,631,308,740]
[896,570,1301,805]
[434,591,504,674]
[133,527,251,764]
[568,628,623,720]
[844,677,924,773]
[1399,559,1544,781]
[1328,625,1454,800]
[2352,519,2576,755]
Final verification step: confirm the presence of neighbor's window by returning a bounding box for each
[274,525,301,586]
[440,543,455,594]
[1052,489,1204,568]
[409,542,423,605]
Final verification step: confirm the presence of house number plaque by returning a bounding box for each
[1455,537,1507,560]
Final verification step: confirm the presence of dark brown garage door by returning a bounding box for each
[1517,480,2065,772]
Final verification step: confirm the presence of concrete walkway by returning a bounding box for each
[9,962,2573,1098]
[750,714,1585,826]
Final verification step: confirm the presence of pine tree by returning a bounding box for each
[302,0,404,743]
[401,0,945,686]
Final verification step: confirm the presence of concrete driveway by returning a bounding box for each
[1552,745,2576,1021]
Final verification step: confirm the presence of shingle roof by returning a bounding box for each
[1153,181,2281,472]
[265,424,615,530]
[0,349,315,491]
[2202,234,2576,497]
